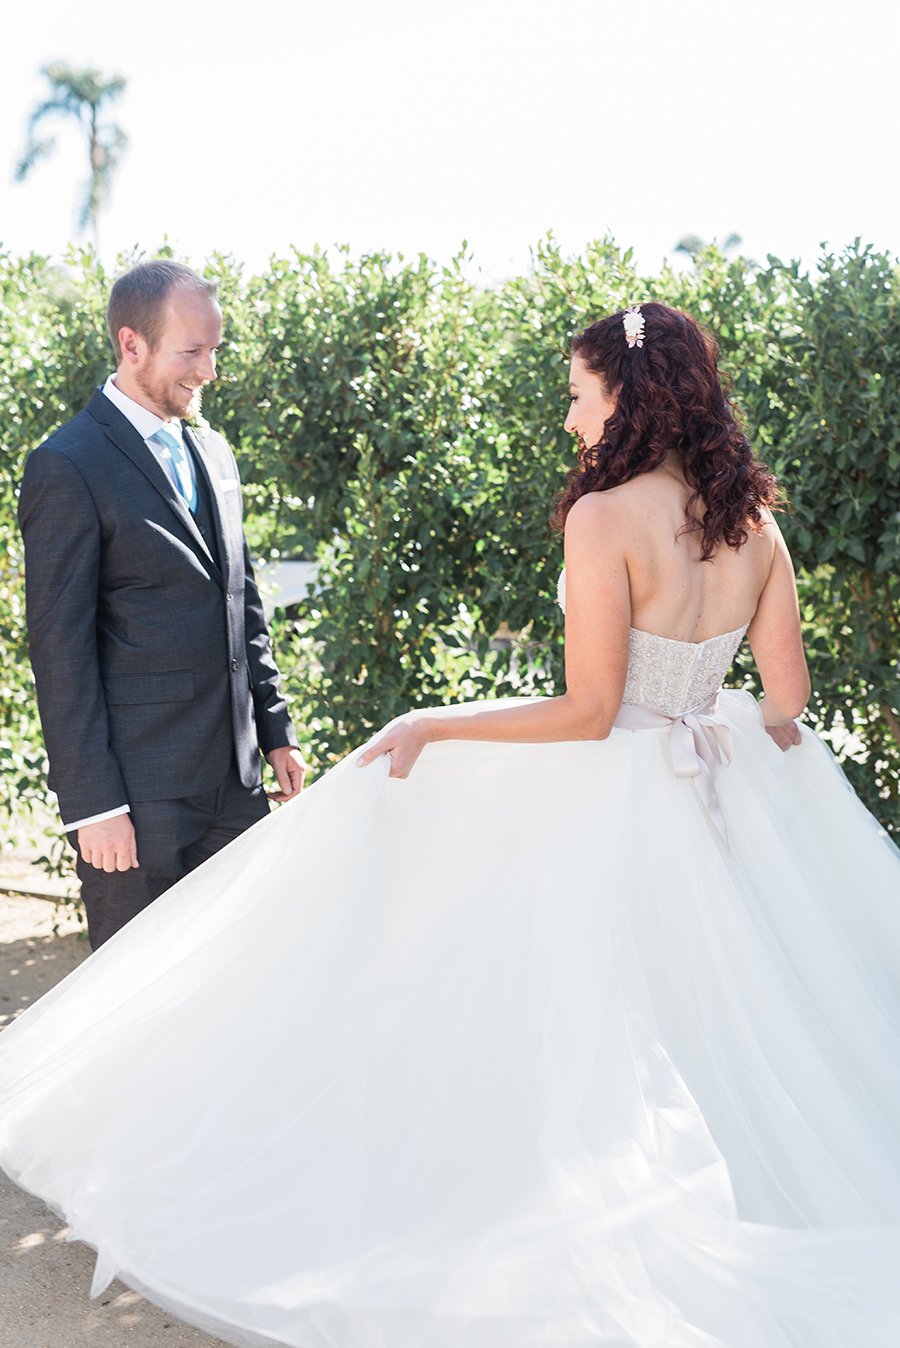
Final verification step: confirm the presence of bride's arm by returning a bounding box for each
[747,515,810,731]
[358,494,631,778]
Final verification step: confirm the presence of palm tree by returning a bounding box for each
[674,232,743,260]
[15,63,128,247]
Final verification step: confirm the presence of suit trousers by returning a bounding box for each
[73,759,270,949]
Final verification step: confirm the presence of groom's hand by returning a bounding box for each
[78,815,139,872]
[266,746,307,802]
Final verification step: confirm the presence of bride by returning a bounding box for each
[1,301,899,1348]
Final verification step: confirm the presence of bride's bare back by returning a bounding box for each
[600,461,809,724]
[610,462,774,642]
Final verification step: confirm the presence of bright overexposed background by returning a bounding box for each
[1,0,896,280]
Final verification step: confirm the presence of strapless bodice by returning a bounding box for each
[620,625,748,717]
[556,568,747,717]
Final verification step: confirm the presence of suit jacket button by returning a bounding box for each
[230,658,239,671]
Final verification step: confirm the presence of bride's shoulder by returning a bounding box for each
[751,506,784,562]
[564,492,627,564]
[564,485,635,532]
[757,504,782,536]
[564,484,648,556]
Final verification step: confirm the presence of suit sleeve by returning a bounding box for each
[232,452,298,755]
[18,446,129,823]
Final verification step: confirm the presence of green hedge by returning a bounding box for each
[1,248,111,877]
[1,238,896,874]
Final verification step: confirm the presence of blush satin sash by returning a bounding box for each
[615,695,734,843]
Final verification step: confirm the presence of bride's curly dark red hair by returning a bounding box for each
[552,302,780,558]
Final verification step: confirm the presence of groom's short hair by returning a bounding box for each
[107,261,219,362]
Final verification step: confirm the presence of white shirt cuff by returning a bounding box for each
[64,804,131,831]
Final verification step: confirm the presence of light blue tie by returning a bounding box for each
[151,426,199,513]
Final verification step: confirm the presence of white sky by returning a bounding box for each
[1,0,896,282]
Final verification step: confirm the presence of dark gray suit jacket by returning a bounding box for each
[18,388,297,825]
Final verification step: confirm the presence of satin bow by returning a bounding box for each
[615,696,734,843]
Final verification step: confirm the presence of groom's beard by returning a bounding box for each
[134,367,203,421]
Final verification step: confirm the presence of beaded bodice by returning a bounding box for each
[556,569,747,718]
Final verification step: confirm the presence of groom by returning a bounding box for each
[19,260,304,949]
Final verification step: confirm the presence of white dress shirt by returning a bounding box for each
[101,374,197,499]
[63,377,197,832]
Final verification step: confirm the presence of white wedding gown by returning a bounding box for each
[2,574,900,1347]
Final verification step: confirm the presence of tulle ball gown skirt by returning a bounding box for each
[1,689,900,1347]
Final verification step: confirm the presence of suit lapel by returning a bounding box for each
[87,390,221,577]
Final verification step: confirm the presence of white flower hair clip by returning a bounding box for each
[623,305,645,349]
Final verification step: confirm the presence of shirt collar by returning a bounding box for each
[102,374,183,444]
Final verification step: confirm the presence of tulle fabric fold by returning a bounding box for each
[2,690,900,1346]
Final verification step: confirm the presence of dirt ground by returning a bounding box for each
[0,891,229,1348]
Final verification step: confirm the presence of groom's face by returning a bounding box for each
[131,286,223,421]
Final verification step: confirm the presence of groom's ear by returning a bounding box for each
[118,325,147,368]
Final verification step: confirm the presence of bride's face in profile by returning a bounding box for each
[564,355,617,453]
